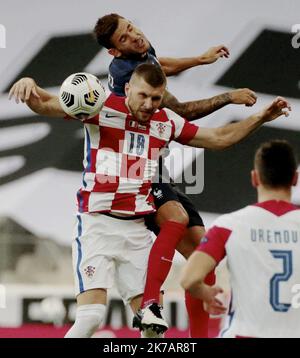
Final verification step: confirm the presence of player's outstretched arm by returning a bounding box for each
[162,88,257,121]
[9,78,65,117]
[187,97,291,150]
[158,45,229,76]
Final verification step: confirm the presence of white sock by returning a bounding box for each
[65,304,106,338]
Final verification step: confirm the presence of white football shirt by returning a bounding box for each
[198,200,300,338]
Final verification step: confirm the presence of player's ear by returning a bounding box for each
[251,169,259,188]
[292,171,298,186]
[108,48,122,58]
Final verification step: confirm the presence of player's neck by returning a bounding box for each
[125,98,135,118]
[119,51,148,61]
[257,187,292,203]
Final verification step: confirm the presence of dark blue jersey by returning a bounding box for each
[108,46,160,96]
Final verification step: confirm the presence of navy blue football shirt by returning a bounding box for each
[108,46,160,96]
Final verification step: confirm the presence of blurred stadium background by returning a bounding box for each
[0,0,299,337]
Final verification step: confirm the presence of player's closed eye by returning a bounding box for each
[120,35,126,43]
[152,96,162,101]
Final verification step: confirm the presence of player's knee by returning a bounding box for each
[176,226,206,259]
[157,201,189,227]
[173,211,189,226]
[84,312,104,335]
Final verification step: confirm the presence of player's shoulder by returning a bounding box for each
[212,206,253,229]
[287,205,300,219]
[149,108,176,124]
[162,108,184,122]
[250,200,300,217]
[109,57,137,76]
[211,213,235,231]
[102,93,128,114]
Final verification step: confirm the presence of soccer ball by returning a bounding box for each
[59,72,106,120]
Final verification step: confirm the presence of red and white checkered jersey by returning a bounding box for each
[76,94,198,215]
[198,200,300,338]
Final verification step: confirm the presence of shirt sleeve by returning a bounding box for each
[197,226,232,264]
[164,109,198,144]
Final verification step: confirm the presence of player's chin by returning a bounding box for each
[143,40,150,51]
[136,42,150,53]
[139,111,152,122]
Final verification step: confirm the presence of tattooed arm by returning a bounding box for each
[162,88,257,121]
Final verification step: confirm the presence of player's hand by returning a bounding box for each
[261,96,292,122]
[8,77,40,104]
[199,45,230,64]
[200,285,227,315]
[229,88,257,107]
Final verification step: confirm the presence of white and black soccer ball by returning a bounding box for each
[59,72,106,120]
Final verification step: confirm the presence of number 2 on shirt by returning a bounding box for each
[269,250,292,312]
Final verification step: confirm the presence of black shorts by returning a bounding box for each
[145,183,204,235]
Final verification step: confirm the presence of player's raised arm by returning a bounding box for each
[187,97,291,150]
[162,88,257,121]
[9,77,65,117]
[158,45,230,76]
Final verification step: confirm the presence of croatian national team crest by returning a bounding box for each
[156,122,166,137]
[84,265,96,278]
